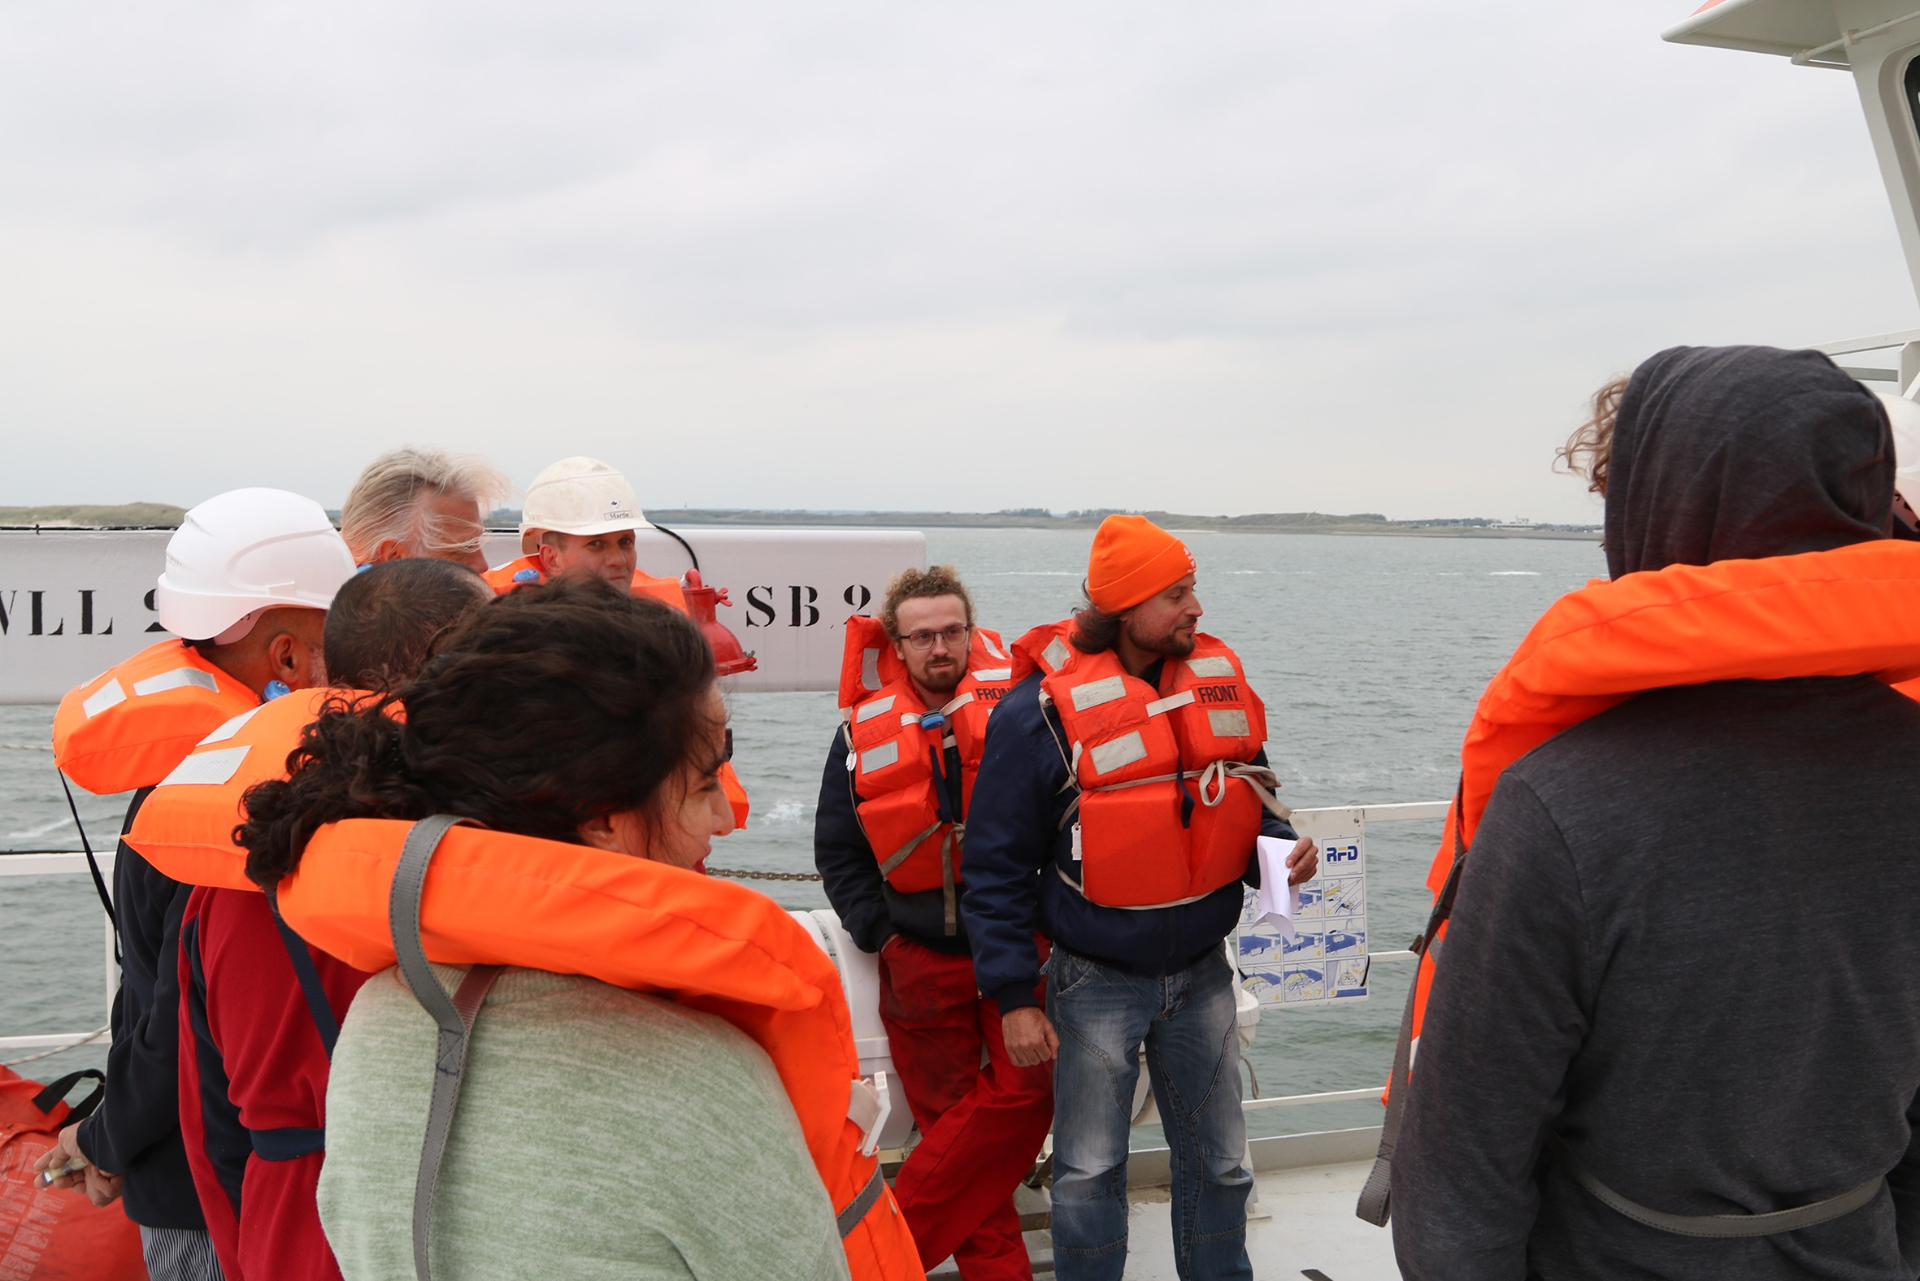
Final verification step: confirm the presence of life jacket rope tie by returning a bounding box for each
[387,815,505,1281]
[58,770,121,966]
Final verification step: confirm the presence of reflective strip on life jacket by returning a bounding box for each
[276,818,926,1281]
[53,639,261,796]
[127,688,368,892]
[840,618,1015,925]
[1024,620,1273,910]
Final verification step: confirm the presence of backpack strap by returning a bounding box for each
[264,886,341,1058]
[1356,774,1466,1227]
[1545,1132,1884,1238]
[387,814,504,1281]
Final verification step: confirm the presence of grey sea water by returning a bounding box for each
[0,528,1605,1143]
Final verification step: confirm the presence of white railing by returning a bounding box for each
[0,801,1449,1111]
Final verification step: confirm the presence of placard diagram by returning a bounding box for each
[1238,830,1368,1009]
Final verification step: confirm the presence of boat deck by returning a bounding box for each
[927,1128,1402,1280]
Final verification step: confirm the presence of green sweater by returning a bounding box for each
[318,965,851,1281]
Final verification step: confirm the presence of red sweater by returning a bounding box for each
[177,886,370,1281]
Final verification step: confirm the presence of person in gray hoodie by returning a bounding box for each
[1392,345,1920,1279]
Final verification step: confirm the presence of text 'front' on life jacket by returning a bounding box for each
[836,616,1015,932]
[275,818,926,1281]
[52,640,261,797]
[1012,619,1287,910]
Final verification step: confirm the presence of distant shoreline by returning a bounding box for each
[637,509,1602,542]
[0,503,1601,542]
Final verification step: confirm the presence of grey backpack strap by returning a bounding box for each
[836,1165,885,1238]
[1356,775,1468,1227]
[1545,1133,1885,1238]
[388,814,505,1281]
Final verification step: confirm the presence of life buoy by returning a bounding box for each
[837,617,1014,903]
[52,640,259,796]
[1010,620,1275,909]
[275,818,925,1281]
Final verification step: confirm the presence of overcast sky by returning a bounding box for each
[1,0,1914,523]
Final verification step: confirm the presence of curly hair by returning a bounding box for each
[1557,375,1628,496]
[238,576,719,891]
[879,564,975,639]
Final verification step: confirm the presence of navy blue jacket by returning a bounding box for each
[75,790,207,1229]
[815,727,973,955]
[961,667,1296,1014]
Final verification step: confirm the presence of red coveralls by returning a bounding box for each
[879,936,1053,1280]
[177,886,369,1281]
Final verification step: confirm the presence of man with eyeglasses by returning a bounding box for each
[815,565,1053,1281]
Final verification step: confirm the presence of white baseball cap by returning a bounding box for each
[518,457,649,553]
[156,488,357,642]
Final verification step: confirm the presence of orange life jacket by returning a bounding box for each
[836,617,1014,922]
[275,818,925,1281]
[480,556,747,827]
[1403,541,1920,1081]
[480,555,688,611]
[52,640,260,796]
[124,687,373,891]
[1009,619,1275,909]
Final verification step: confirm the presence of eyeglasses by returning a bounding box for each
[900,624,970,651]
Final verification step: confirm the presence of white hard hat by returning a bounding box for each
[156,488,357,642]
[1878,393,1920,517]
[518,456,649,551]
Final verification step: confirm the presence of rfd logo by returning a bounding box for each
[1323,841,1361,865]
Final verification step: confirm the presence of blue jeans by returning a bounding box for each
[1047,944,1251,1281]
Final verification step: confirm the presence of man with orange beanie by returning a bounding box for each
[962,515,1318,1281]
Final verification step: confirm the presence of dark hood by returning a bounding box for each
[1604,345,1895,579]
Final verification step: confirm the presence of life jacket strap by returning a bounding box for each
[250,1126,326,1161]
[264,886,341,1058]
[836,1165,886,1239]
[389,814,505,1281]
[1545,1132,1884,1238]
[1357,774,1467,1227]
[1052,861,1216,911]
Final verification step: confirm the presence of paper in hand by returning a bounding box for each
[1254,835,1300,940]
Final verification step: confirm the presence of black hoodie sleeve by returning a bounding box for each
[76,825,193,1182]
[813,727,894,955]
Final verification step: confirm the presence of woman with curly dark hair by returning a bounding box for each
[241,576,858,1281]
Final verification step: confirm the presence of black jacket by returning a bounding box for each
[75,790,206,1229]
[814,726,973,955]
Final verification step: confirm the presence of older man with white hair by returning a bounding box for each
[339,446,510,573]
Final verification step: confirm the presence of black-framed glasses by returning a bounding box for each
[901,624,969,651]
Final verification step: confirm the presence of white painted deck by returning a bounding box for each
[928,1128,1402,1280]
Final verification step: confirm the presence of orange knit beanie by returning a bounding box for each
[1085,515,1196,613]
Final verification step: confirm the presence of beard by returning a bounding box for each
[915,657,965,694]
[1125,615,1196,658]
